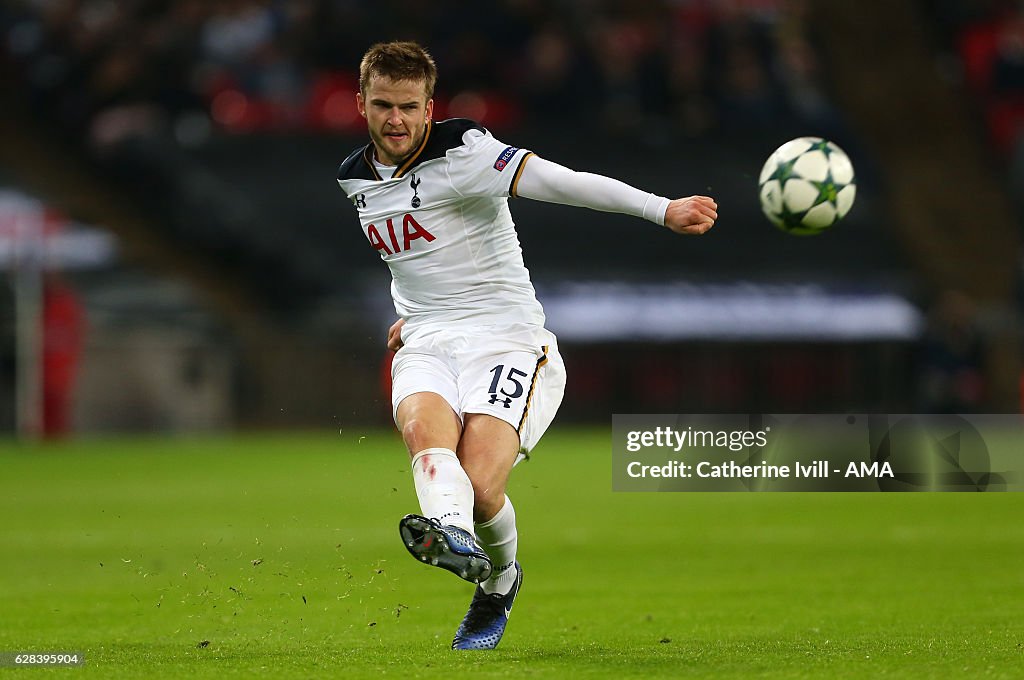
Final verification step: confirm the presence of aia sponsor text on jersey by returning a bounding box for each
[366,213,436,256]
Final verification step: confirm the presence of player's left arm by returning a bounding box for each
[387,318,405,351]
[514,155,717,235]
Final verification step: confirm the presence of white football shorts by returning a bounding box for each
[391,323,566,462]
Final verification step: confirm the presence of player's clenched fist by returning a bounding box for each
[664,195,718,235]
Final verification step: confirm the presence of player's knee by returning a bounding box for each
[401,418,435,456]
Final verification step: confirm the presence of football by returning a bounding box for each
[758,137,856,235]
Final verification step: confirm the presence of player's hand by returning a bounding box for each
[387,318,406,351]
[664,196,717,235]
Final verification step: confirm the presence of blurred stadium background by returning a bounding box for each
[0,0,1022,438]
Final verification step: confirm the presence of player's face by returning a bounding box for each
[357,76,433,166]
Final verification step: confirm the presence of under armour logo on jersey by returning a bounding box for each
[354,194,366,209]
[409,174,421,208]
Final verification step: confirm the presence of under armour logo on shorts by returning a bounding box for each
[488,393,513,408]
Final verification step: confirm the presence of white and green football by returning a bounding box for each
[758,136,856,235]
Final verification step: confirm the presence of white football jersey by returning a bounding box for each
[337,119,545,332]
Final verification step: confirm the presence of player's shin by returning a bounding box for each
[410,448,475,534]
[475,495,518,595]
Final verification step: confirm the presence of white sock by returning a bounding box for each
[410,448,475,534]
[476,495,518,595]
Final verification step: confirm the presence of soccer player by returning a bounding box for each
[336,41,717,650]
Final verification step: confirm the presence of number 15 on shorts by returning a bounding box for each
[487,364,529,409]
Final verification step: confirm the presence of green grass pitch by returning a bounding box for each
[1,428,1022,678]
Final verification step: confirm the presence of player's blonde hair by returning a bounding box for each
[359,41,437,99]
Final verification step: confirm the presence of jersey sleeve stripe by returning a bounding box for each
[509,152,534,198]
[516,345,548,433]
[394,120,434,179]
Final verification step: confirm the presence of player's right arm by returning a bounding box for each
[514,155,717,234]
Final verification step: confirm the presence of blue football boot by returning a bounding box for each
[451,562,523,650]
[398,514,492,584]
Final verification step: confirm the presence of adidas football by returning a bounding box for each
[758,137,856,235]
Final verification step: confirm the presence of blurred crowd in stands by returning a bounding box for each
[1,0,844,147]
[923,0,1024,353]
[924,0,1024,157]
